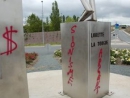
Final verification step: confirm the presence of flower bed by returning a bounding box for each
[54,49,62,64]
[54,49,130,65]
[111,49,130,65]
[54,49,61,57]
[25,52,38,68]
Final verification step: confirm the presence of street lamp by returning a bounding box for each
[41,0,44,44]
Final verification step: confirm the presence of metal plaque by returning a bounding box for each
[61,21,110,98]
[0,0,29,98]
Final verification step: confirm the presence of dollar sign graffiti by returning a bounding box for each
[0,26,18,56]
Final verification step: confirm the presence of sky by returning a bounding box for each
[22,0,130,25]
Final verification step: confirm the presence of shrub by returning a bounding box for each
[54,49,130,65]
[110,56,116,65]
[54,49,61,57]
[110,49,130,65]
[25,52,38,64]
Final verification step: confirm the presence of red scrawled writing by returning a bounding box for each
[0,26,18,56]
[68,36,75,55]
[94,48,103,94]
[71,25,77,33]
[68,57,73,68]
[67,25,77,86]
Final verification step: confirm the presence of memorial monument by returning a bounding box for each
[61,0,111,98]
[0,0,29,98]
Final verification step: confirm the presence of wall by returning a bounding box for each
[24,31,61,45]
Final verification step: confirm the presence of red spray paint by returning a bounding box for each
[0,26,18,56]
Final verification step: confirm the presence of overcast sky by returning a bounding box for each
[22,0,130,25]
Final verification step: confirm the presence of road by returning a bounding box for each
[117,30,130,44]
[111,30,130,49]
[111,30,130,43]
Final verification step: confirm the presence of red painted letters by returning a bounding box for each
[94,48,103,94]
[0,26,18,56]
[71,25,77,33]
[68,48,74,55]
[67,25,77,86]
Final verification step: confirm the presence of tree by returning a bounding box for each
[60,14,63,23]
[66,16,69,20]
[46,17,49,25]
[24,13,42,33]
[50,1,61,31]
[62,15,65,22]
[76,17,79,21]
[65,16,75,23]
[23,25,28,33]
[44,17,50,32]
[73,15,77,22]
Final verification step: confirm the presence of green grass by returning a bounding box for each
[25,43,44,46]
[25,43,61,46]
[50,43,61,45]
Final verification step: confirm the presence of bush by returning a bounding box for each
[54,49,61,57]
[25,52,38,64]
[54,49,130,65]
[110,49,130,65]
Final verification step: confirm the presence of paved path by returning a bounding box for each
[112,30,130,44]
[27,70,130,98]
[111,38,130,49]
[118,30,130,44]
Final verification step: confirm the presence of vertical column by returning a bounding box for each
[0,0,29,98]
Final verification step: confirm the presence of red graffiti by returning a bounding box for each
[67,69,74,86]
[68,36,75,55]
[71,25,77,33]
[68,48,74,55]
[0,26,18,56]
[94,49,103,94]
[67,25,77,86]
[68,57,73,68]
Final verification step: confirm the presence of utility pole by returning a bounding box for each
[41,0,44,44]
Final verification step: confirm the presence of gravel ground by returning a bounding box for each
[110,65,130,76]
[25,45,130,76]
[25,45,62,73]
[26,53,130,77]
[27,54,62,73]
